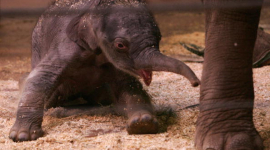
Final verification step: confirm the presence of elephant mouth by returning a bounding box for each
[138,70,152,86]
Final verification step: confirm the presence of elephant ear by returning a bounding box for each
[66,0,100,53]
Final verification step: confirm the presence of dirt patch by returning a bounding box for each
[0,64,270,149]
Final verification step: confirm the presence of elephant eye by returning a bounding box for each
[114,38,129,53]
[115,42,126,49]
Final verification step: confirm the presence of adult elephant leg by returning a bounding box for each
[195,0,264,150]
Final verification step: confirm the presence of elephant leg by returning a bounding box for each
[115,78,158,134]
[10,57,62,141]
[195,0,264,150]
[9,43,82,142]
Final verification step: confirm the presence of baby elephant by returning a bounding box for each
[9,0,200,141]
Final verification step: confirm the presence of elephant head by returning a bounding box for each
[67,0,200,86]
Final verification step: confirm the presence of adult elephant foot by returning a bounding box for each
[195,109,264,150]
[9,108,44,142]
[126,110,158,134]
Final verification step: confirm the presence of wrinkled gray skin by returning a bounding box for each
[9,0,200,142]
[196,0,265,149]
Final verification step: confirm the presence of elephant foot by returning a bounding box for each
[196,132,263,150]
[9,109,44,142]
[9,122,44,142]
[126,110,158,134]
[195,109,264,150]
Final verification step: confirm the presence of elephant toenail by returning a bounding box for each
[141,114,152,122]
[18,132,29,141]
[9,131,17,140]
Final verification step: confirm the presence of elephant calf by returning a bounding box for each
[9,0,200,141]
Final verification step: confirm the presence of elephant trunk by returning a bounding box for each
[134,50,200,87]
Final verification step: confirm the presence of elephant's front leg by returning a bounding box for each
[195,0,264,149]
[117,79,158,134]
[9,52,71,142]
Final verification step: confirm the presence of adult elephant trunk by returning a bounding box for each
[134,50,200,87]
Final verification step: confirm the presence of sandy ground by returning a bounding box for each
[0,64,270,149]
[0,0,270,149]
